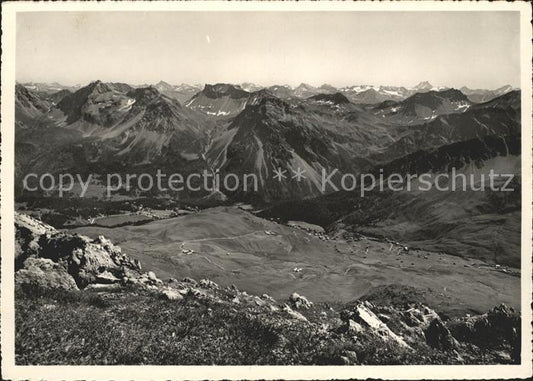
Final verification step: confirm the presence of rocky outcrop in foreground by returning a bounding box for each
[15,212,142,289]
[15,213,521,365]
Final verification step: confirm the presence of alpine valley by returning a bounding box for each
[14,79,522,365]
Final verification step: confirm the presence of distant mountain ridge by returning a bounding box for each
[21,79,517,106]
[373,88,473,125]
[20,82,81,94]
[186,83,252,117]
[15,81,217,188]
[15,81,521,204]
[308,92,351,105]
[460,85,517,103]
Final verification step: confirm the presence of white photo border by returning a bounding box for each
[1,1,531,380]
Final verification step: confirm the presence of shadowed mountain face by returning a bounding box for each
[373,89,473,125]
[203,83,249,99]
[371,91,520,164]
[471,89,521,111]
[207,94,341,200]
[57,81,134,127]
[185,83,251,117]
[47,89,72,104]
[204,91,398,201]
[349,88,396,104]
[15,82,217,184]
[259,132,521,267]
[94,86,210,164]
[15,84,52,125]
[461,85,515,103]
[308,92,351,105]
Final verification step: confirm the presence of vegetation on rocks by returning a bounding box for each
[15,212,521,365]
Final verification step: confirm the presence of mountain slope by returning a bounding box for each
[334,139,521,267]
[152,81,202,104]
[374,89,473,125]
[186,84,250,117]
[21,82,80,94]
[14,83,522,205]
[260,131,521,267]
[47,89,73,104]
[266,85,294,99]
[15,82,216,185]
[308,92,351,105]
[204,92,394,201]
[293,83,319,98]
[57,80,134,127]
[15,84,53,126]
[373,90,520,163]
[340,85,411,104]
[461,85,514,103]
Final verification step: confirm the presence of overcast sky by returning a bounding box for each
[16,11,520,89]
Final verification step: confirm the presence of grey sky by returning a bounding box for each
[16,11,520,89]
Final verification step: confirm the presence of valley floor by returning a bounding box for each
[70,206,520,318]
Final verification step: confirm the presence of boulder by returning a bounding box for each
[340,350,358,365]
[182,277,198,285]
[15,213,143,289]
[136,271,163,287]
[341,303,411,350]
[94,235,121,255]
[85,283,122,292]
[15,213,56,269]
[400,306,439,329]
[261,294,276,303]
[160,288,184,301]
[282,304,308,322]
[69,242,122,287]
[95,270,120,284]
[199,279,219,290]
[147,271,159,282]
[189,288,209,299]
[448,304,520,349]
[424,318,458,350]
[16,257,78,291]
[289,292,313,310]
[253,297,266,307]
[340,319,364,335]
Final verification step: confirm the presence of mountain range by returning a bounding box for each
[15,79,521,265]
[15,80,519,196]
[21,80,517,104]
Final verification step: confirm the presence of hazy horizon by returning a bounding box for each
[15,79,520,92]
[16,11,520,89]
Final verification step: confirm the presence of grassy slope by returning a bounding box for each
[16,285,469,366]
[70,207,520,317]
